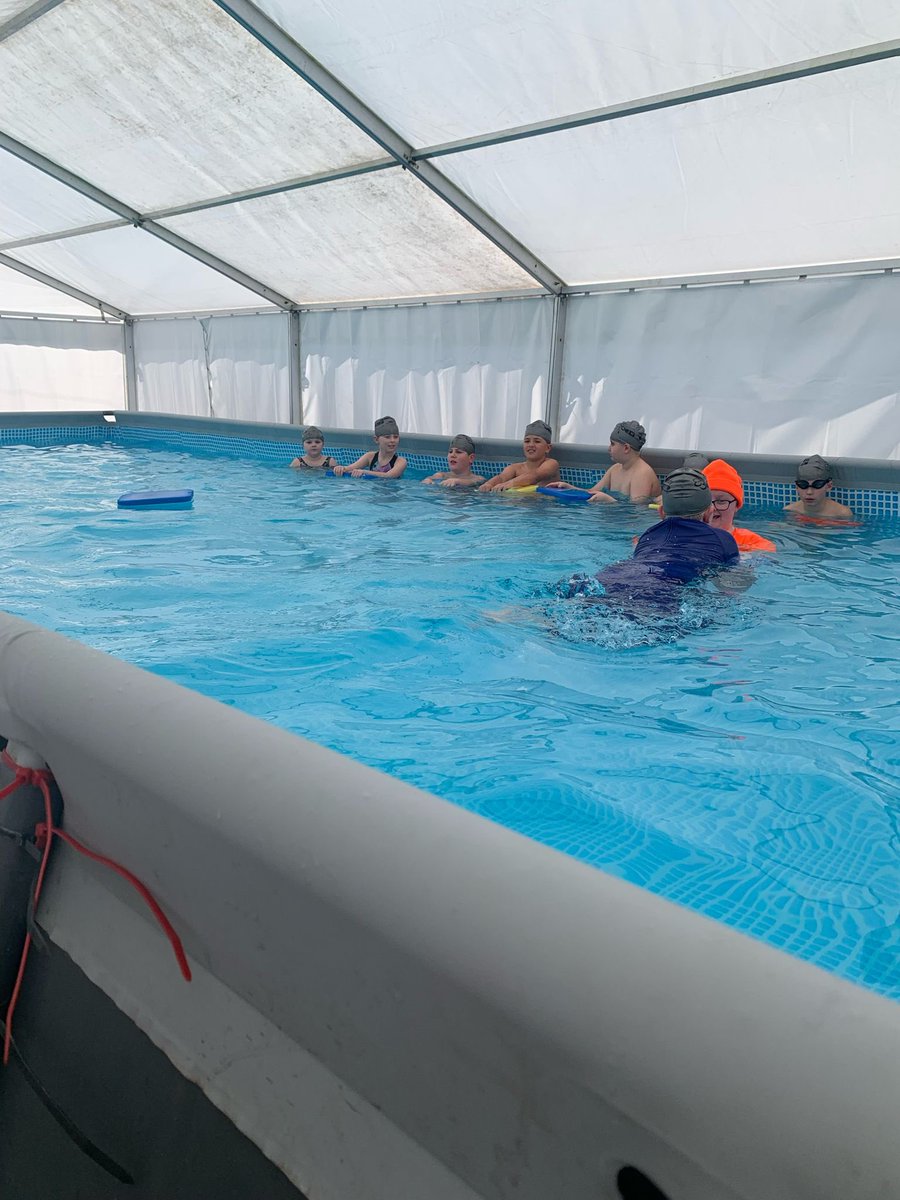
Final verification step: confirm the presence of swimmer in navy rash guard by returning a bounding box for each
[491,469,743,633]
[587,469,739,609]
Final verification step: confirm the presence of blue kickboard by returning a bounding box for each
[118,488,194,509]
[537,486,594,503]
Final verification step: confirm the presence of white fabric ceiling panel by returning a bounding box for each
[438,59,900,283]
[0,1,37,22]
[0,151,112,243]
[6,226,270,314]
[162,171,535,302]
[257,0,900,146]
[0,0,382,212]
[0,262,100,315]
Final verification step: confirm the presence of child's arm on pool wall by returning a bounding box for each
[492,457,561,491]
[333,452,373,476]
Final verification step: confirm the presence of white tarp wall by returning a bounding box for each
[134,313,290,423]
[0,315,124,412]
[560,273,900,460]
[301,299,551,438]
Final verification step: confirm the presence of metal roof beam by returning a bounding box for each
[0,0,66,45]
[562,258,900,295]
[0,251,130,319]
[212,0,562,293]
[0,220,131,252]
[0,131,297,310]
[144,158,396,220]
[415,39,900,160]
[0,159,397,253]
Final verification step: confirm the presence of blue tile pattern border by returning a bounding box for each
[0,424,109,447]
[0,424,897,516]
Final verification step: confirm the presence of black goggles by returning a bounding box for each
[795,478,830,490]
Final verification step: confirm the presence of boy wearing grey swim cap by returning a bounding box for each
[544,419,660,504]
[785,455,854,521]
[423,434,485,488]
[478,420,560,492]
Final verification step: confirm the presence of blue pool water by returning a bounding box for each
[2,443,898,999]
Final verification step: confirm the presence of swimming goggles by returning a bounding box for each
[795,478,830,490]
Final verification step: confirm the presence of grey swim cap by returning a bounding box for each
[374,415,399,437]
[524,419,552,443]
[683,451,710,470]
[449,434,476,455]
[796,454,832,481]
[662,467,711,515]
[302,425,325,441]
[610,420,646,450]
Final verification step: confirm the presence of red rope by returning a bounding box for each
[1,759,191,1066]
[44,825,191,982]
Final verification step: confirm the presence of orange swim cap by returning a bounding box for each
[703,459,744,509]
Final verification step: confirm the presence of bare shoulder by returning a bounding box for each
[636,459,661,492]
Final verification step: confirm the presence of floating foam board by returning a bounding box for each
[117,489,194,509]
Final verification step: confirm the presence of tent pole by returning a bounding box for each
[289,310,302,426]
[545,294,568,442]
[123,319,138,412]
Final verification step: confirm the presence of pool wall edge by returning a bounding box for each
[0,610,896,1199]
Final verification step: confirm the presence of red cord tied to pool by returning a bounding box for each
[0,748,191,1066]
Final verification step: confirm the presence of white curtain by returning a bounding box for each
[134,318,208,416]
[301,298,552,438]
[560,275,900,460]
[0,317,124,411]
[135,314,291,422]
[206,314,290,423]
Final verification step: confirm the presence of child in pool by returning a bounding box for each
[333,416,408,479]
[477,420,560,491]
[545,420,660,504]
[423,434,485,488]
[489,469,744,629]
[702,459,776,552]
[784,455,855,521]
[290,426,337,471]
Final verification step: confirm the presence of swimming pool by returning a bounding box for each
[2,441,898,1000]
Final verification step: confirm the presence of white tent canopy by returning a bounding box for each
[1,0,899,456]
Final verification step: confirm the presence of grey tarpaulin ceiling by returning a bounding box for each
[1,0,899,317]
